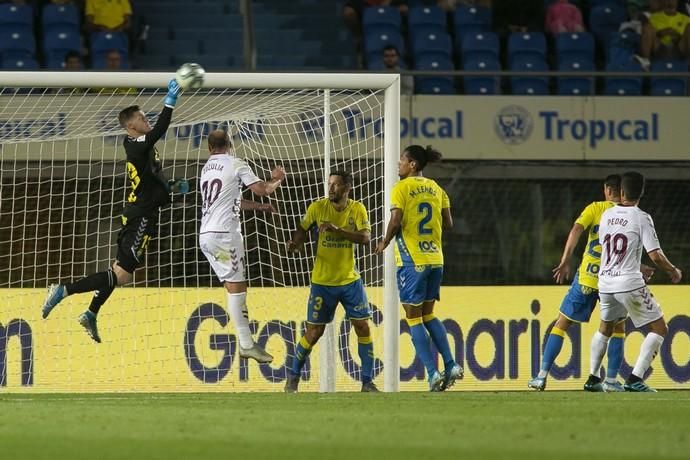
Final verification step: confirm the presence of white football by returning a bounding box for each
[175,62,205,90]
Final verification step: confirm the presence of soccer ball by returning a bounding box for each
[175,63,205,91]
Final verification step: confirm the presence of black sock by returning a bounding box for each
[65,270,114,296]
[65,270,118,316]
[627,373,642,384]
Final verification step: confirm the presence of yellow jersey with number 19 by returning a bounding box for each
[575,200,615,290]
[390,176,450,267]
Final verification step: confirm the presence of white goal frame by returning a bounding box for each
[0,71,401,392]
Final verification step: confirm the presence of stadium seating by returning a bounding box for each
[417,77,455,94]
[650,60,687,96]
[42,3,80,29]
[408,6,446,42]
[0,3,32,32]
[555,32,595,65]
[2,55,39,70]
[461,31,499,63]
[412,31,452,61]
[454,5,491,46]
[557,58,595,95]
[91,31,128,69]
[511,55,549,95]
[0,26,36,57]
[415,54,454,94]
[508,32,547,67]
[463,56,501,95]
[604,60,643,95]
[362,6,401,37]
[365,30,405,65]
[589,4,626,48]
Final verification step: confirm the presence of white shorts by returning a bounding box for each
[199,232,246,283]
[599,286,663,328]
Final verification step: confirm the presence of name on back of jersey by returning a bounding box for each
[202,161,224,175]
[409,185,438,198]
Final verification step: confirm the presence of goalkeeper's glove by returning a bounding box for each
[164,78,182,108]
[167,178,190,194]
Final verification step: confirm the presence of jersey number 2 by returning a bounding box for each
[418,202,432,235]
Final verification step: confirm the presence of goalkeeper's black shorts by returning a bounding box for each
[115,214,157,273]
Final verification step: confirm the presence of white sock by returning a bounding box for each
[227,292,253,349]
[632,332,664,379]
[537,370,548,379]
[590,331,610,376]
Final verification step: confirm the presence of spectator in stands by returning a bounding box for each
[85,0,132,33]
[382,45,414,94]
[493,0,544,34]
[105,49,123,69]
[545,0,585,35]
[640,0,690,61]
[64,50,83,70]
[620,0,650,35]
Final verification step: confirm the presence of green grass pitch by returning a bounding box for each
[1,392,688,460]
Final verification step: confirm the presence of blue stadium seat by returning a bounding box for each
[604,60,643,95]
[650,59,687,96]
[1,55,39,70]
[0,3,32,29]
[362,6,401,36]
[415,55,454,94]
[454,5,491,45]
[364,30,405,65]
[462,31,499,63]
[590,5,626,48]
[607,30,640,65]
[45,51,68,69]
[412,31,452,61]
[417,77,455,94]
[42,3,80,28]
[0,26,36,56]
[463,56,501,95]
[43,26,80,55]
[511,55,549,95]
[556,32,595,65]
[589,0,625,6]
[557,58,594,95]
[508,32,547,66]
[408,6,446,42]
[91,31,128,55]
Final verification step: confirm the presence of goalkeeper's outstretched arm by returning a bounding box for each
[145,79,181,145]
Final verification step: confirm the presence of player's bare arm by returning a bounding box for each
[319,222,371,245]
[248,166,286,196]
[441,207,453,230]
[287,226,308,253]
[375,208,403,254]
[553,223,585,284]
[648,249,682,283]
[241,199,276,213]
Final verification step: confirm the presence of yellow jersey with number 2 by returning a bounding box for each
[575,200,615,290]
[391,176,450,267]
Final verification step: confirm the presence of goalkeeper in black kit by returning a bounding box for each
[41,78,189,343]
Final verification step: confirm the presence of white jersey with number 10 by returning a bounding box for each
[199,152,260,234]
[598,205,660,294]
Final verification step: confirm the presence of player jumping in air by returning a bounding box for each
[199,130,285,363]
[590,171,682,392]
[375,145,463,392]
[284,170,378,392]
[41,79,189,342]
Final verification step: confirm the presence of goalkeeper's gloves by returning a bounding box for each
[164,78,182,108]
[167,178,190,194]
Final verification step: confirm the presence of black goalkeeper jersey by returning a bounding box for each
[122,106,173,220]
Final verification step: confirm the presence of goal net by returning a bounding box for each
[0,72,400,392]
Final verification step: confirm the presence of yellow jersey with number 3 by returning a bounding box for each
[391,176,450,267]
[575,200,616,290]
[300,198,371,286]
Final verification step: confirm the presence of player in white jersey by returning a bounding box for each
[199,130,286,363]
[588,172,682,392]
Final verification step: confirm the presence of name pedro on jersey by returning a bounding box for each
[607,217,628,226]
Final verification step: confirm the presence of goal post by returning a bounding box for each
[0,71,401,393]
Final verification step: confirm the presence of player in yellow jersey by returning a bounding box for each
[528,175,653,392]
[375,145,463,392]
[284,170,378,392]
